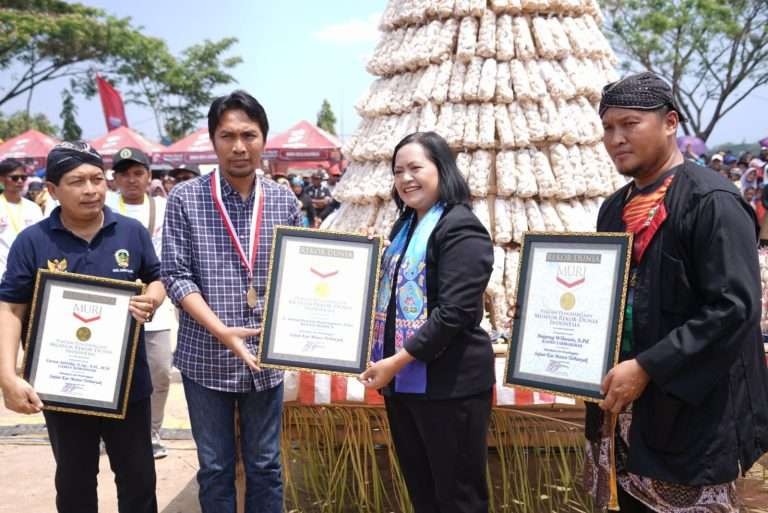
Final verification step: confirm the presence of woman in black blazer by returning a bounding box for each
[360,132,495,513]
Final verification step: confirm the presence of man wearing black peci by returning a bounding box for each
[584,71,768,512]
[0,142,165,513]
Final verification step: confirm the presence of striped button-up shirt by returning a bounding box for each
[161,172,301,392]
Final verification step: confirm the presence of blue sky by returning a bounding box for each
[1,0,766,147]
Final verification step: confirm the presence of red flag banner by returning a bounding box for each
[96,75,129,130]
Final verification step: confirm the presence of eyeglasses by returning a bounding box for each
[6,175,27,182]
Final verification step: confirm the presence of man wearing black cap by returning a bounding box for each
[109,147,174,460]
[584,72,768,512]
[0,141,164,513]
[306,170,336,224]
[168,163,201,184]
[0,158,43,279]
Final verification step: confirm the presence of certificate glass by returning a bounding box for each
[22,270,143,418]
[504,232,632,401]
[258,227,381,376]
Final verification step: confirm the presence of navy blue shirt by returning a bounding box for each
[0,207,160,402]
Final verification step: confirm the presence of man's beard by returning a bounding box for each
[616,164,643,178]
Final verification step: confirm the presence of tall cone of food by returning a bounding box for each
[324,0,622,335]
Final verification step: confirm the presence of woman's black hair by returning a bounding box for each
[390,131,470,211]
[208,90,269,141]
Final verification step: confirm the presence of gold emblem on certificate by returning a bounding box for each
[560,292,576,310]
[76,327,92,341]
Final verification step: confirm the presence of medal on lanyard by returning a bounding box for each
[210,169,264,308]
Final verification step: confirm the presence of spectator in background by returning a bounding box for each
[162,175,176,195]
[729,166,743,190]
[326,169,340,191]
[291,176,316,227]
[709,153,724,173]
[750,158,766,182]
[743,186,757,205]
[741,166,759,193]
[761,146,768,163]
[149,179,166,198]
[105,169,118,192]
[275,176,291,190]
[168,164,200,184]
[0,159,43,278]
[306,170,335,222]
[760,184,768,243]
[25,178,45,204]
[753,187,766,223]
[108,147,174,460]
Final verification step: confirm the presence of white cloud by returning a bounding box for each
[313,13,382,44]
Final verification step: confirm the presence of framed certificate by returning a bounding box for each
[22,270,144,418]
[258,227,382,376]
[504,232,633,401]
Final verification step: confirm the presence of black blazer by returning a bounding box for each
[385,203,495,399]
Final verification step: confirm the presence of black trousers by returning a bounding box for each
[385,390,492,513]
[43,398,158,513]
[618,487,655,513]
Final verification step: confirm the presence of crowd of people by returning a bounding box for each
[0,157,342,230]
[690,147,768,226]
[0,74,766,513]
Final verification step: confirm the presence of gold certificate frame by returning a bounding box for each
[22,270,144,419]
[257,227,382,376]
[504,232,633,402]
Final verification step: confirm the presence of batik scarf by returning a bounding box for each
[622,174,675,264]
[372,203,444,394]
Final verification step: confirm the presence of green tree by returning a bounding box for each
[0,110,57,140]
[157,38,242,141]
[603,0,768,142]
[0,1,160,107]
[1,2,241,141]
[316,99,337,135]
[59,88,82,140]
[82,38,241,142]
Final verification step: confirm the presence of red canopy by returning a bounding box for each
[158,128,217,165]
[0,129,60,169]
[90,127,164,166]
[263,121,341,175]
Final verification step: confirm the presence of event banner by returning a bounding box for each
[23,271,143,418]
[505,233,632,401]
[258,227,381,376]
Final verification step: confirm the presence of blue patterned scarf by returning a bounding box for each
[372,203,444,393]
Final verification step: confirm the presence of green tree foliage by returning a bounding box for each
[316,99,337,135]
[59,88,81,141]
[603,0,768,142]
[0,1,241,141]
[0,1,148,106]
[0,110,57,140]
[155,39,242,141]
